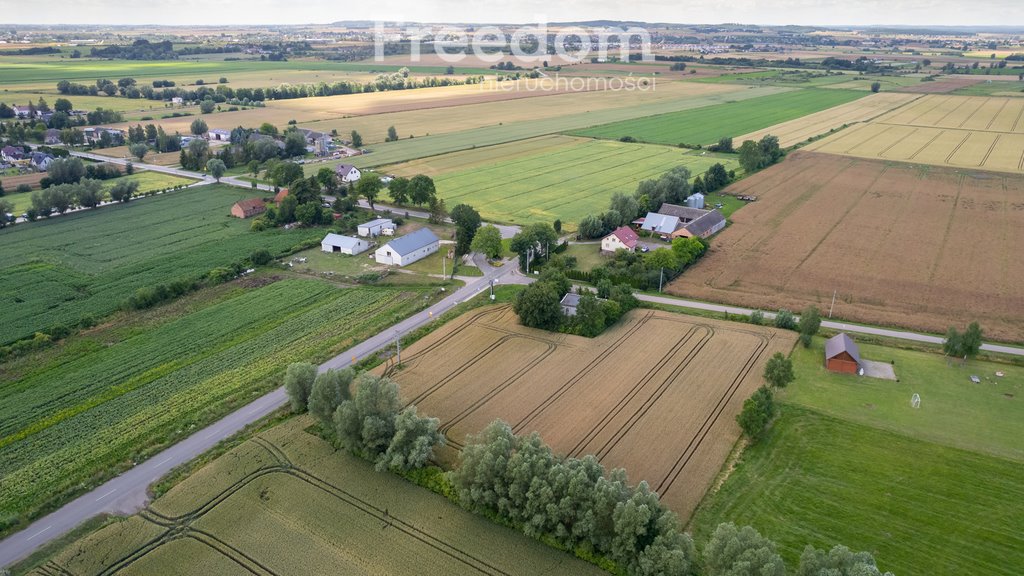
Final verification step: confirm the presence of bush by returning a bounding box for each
[249,249,272,266]
[749,310,764,325]
[774,309,797,330]
[16,184,31,193]
[736,387,775,441]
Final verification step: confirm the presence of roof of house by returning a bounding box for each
[321,233,364,250]
[30,152,53,163]
[658,203,709,222]
[1,146,25,158]
[335,163,358,174]
[681,210,726,237]
[233,198,266,215]
[274,188,289,203]
[209,129,231,135]
[825,332,861,365]
[608,225,639,248]
[382,228,439,256]
[640,212,680,234]
[359,217,394,229]
[560,293,580,308]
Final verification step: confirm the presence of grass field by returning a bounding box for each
[383,305,796,521]
[805,94,1024,173]
[28,417,604,575]
[0,277,429,536]
[3,171,196,214]
[571,88,866,146]
[735,92,920,147]
[950,80,1024,97]
[305,86,785,172]
[690,337,1024,576]
[0,184,323,344]
[381,135,739,226]
[668,152,1024,342]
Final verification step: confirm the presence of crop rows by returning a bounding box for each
[0,185,324,344]
[0,279,424,525]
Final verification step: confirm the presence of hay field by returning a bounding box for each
[32,418,602,576]
[735,92,921,147]
[668,152,1024,342]
[299,80,744,144]
[805,94,1024,173]
[382,135,738,226]
[385,306,795,520]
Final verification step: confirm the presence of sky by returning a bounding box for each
[4,0,1024,28]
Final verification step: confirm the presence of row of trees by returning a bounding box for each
[284,364,444,473]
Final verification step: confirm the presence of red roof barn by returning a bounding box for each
[230,198,266,219]
[824,333,861,374]
[274,188,289,203]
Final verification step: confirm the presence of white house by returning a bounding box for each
[601,226,639,253]
[335,163,361,183]
[321,233,369,255]
[208,129,231,142]
[375,228,440,266]
[11,104,35,119]
[357,218,394,238]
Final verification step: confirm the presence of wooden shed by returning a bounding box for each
[824,332,861,374]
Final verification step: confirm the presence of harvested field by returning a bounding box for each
[894,77,987,94]
[93,146,182,166]
[384,305,796,520]
[804,94,1024,173]
[668,152,1024,342]
[381,135,738,226]
[735,92,920,147]
[32,418,603,576]
[299,80,745,145]
[0,171,46,191]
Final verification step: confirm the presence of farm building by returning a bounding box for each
[641,203,727,239]
[274,188,289,203]
[230,198,266,219]
[640,212,681,236]
[335,164,362,183]
[825,332,861,374]
[321,233,369,255]
[375,228,439,266]
[560,293,581,316]
[358,218,395,238]
[44,129,61,145]
[602,226,639,253]
[208,129,231,141]
[1,146,26,164]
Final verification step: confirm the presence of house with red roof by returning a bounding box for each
[601,226,639,253]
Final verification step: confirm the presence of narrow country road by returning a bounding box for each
[0,261,518,569]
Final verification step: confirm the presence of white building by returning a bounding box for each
[357,218,394,238]
[601,226,639,253]
[335,163,362,183]
[375,228,440,266]
[321,233,369,255]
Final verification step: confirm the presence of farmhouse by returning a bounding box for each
[375,228,439,266]
[11,104,35,119]
[602,226,639,253]
[321,233,369,255]
[30,152,54,171]
[274,188,290,203]
[1,145,26,163]
[230,198,266,219]
[640,203,726,239]
[335,163,362,183]
[358,217,394,238]
[824,332,861,374]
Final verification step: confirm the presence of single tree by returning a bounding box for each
[350,130,363,148]
[798,305,821,348]
[386,125,399,142]
[190,118,208,136]
[704,522,786,576]
[513,282,563,330]
[763,352,795,389]
[408,174,436,205]
[449,203,482,255]
[470,225,503,259]
[284,362,317,412]
[206,158,226,182]
[388,176,410,204]
[737,140,764,173]
[128,143,148,161]
[109,179,138,203]
[355,172,382,209]
[797,545,893,576]
[736,387,775,440]
[870,81,882,93]
[774,309,797,330]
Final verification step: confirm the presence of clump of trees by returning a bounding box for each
[943,322,983,363]
[736,352,793,441]
[737,135,783,174]
[512,266,638,337]
[453,420,696,575]
[797,306,821,347]
[449,203,481,255]
[470,224,503,259]
[284,365,444,473]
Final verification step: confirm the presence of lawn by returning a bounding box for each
[690,405,1024,576]
[383,136,739,226]
[0,184,322,344]
[785,337,1024,461]
[563,243,609,272]
[286,244,477,284]
[3,171,196,214]
[0,278,430,537]
[571,88,867,146]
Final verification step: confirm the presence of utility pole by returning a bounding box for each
[394,329,401,365]
[828,290,837,318]
[659,267,664,293]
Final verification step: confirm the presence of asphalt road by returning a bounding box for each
[0,261,518,569]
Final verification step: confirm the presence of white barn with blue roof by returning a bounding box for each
[375,228,440,266]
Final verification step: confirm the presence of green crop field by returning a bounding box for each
[26,418,604,576]
[306,85,786,172]
[0,184,321,345]
[0,278,429,535]
[691,338,1024,576]
[571,89,866,146]
[384,136,739,226]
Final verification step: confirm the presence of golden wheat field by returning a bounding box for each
[735,92,921,147]
[383,305,795,520]
[32,419,602,576]
[805,94,1024,173]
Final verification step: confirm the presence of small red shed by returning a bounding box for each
[824,332,861,374]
